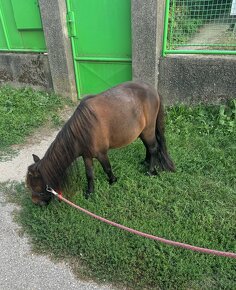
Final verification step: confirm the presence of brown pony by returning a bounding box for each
[26,82,175,205]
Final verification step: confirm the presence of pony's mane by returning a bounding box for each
[39,98,97,188]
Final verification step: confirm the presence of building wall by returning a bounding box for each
[158,55,236,104]
[0,53,53,91]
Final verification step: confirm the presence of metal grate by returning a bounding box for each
[163,0,236,55]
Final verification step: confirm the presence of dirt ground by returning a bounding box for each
[177,22,236,51]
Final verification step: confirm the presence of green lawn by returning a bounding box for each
[2,88,236,289]
[0,86,68,159]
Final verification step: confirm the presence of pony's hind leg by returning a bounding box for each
[140,133,159,175]
[97,152,117,184]
[155,101,175,172]
[83,157,94,198]
[140,140,151,166]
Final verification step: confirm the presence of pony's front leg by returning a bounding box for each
[83,157,94,198]
[97,152,117,184]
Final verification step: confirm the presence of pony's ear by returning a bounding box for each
[32,154,40,163]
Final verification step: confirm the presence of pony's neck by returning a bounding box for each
[38,101,96,189]
[39,130,80,189]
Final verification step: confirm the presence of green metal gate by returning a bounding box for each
[66,0,132,97]
[0,0,46,52]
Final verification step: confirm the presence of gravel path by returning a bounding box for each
[177,22,231,50]
[0,130,113,290]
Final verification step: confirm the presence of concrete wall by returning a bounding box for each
[158,55,236,104]
[0,53,53,91]
[131,0,165,88]
[38,0,77,101]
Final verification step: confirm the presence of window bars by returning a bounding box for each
[163,0,236,55]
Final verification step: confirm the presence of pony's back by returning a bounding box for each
[83,82,159,150]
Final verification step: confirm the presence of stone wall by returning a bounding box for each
[158,55,236,104]
[0,53,52,91]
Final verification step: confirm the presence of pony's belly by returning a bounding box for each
[106,114,145,149]
[109,129,141,149]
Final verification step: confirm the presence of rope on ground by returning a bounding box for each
[47,187,236,259]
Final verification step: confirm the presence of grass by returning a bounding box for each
[0,85,70,159]
[6,99,236,289]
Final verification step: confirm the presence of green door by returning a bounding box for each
[0,0,46,51]
[66,0,132,97]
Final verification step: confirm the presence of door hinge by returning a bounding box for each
[66,11,76,37]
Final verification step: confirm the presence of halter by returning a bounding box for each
[46,185,63,199]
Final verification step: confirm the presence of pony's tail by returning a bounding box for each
[155,96,175,172]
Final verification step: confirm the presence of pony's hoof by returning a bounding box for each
[146,169,158,176]
[109,176,117,185]
[84,191,91,199]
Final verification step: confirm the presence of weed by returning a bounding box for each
[218,99,236,133]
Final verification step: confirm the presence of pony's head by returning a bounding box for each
[26,154,52,206]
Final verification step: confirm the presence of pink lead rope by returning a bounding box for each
[46,187,236,259]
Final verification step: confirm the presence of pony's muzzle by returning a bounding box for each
[31,190,52,206]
